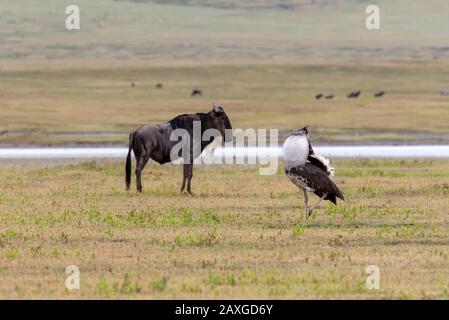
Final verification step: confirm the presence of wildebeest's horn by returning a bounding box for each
[213,102,223,113]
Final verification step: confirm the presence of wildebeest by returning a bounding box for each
[347,90,361,98]
[125,103,232,194]
[315,94,323,100]
[374,91,385,97]
[191,89,202,97]
[325,94,334,99]
[156,83,163,89]
[440,90,449,96]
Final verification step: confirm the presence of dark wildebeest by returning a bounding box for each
[325,94,334,99]
[191,89,202,97]
[315,94,323,100]
[347,90,361,98]
[156,83,163,89]
[374,91,385,97]
[125,103,232,194]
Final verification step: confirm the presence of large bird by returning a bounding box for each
[283,127,344,218]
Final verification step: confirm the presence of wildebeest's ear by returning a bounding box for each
[212,102,224,114]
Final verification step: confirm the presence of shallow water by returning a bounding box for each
[0,145,449,159]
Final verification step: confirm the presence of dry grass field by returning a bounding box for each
[2,0,449,301]
[1,60,449,145]
[1,159,449,299]
[2,1,449,145]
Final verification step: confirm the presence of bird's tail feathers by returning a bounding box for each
[309,154,335,176]
[326,186,345,205]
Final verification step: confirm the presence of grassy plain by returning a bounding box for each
[1,159,449,299]
[1,0,449,301]
[2,0,449,144]
[1,60,449,144]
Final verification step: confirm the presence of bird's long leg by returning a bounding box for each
[307,193,327,217]
[301,187,309,219]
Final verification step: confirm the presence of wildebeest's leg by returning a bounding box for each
[136,152,151,193]
[135,154,143,192]
[181,164,188,192]
[186,164,193,194]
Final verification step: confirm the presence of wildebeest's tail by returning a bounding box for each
[125,132,134,190]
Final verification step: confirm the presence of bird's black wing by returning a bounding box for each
[307,144,330,174]
[289,163,344,204]
[308,143,314,156]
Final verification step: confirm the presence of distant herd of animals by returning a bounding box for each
[315,90,385,100]
[133,83,390,100]
[125,103,343,217]
[130,82,203,97]
[134,84,449,99]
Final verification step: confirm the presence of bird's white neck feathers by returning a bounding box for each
[283,134,335,176]
[283,135,309,170]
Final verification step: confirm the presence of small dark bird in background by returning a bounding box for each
[156,83,163,89]
[440,90,449,96]
[131,82,136,87]
[315,94,323,100]
[374,91,385,97]
[347,90,361,98]
[191,89,202,97]
[325,94,334,99]
[283,127,345,218]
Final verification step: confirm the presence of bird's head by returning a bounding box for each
[290,127,309,138]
